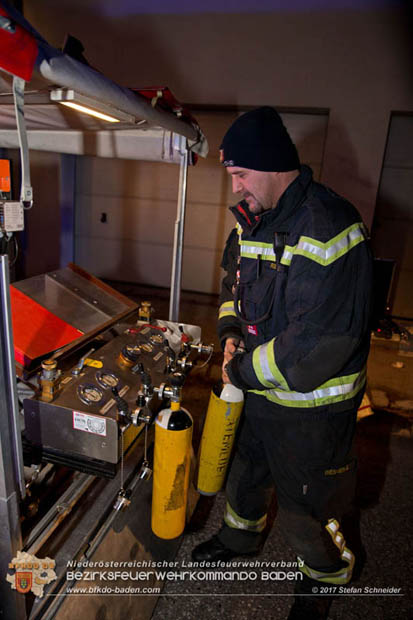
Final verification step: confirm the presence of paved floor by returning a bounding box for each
[150,412,413,620]
[110,283,413,620]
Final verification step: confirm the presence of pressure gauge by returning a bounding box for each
[96,370,119,390]
[117,344,141,369]
[124,344,141,359]
[77,383,104,406]
[150,334,163,345]
[140,343,153,353]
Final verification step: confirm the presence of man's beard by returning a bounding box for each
[244,193,265,214]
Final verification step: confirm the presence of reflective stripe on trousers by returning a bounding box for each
[224,501,267,533]
[298,519,355,585]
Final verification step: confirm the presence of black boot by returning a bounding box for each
[192,527,263,562]
[287,574,333,620]
[191,535,241,562]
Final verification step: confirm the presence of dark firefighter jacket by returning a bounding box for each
[219,165,372,414]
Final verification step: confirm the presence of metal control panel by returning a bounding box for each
[23,321,199,477]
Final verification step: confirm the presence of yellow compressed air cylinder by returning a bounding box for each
[151,401,193,539]
[197,383,244,496]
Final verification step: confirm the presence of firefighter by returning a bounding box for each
[192,107,372,619]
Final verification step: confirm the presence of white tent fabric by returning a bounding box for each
[0,85,204,162]
[0,0,208,162]
[0,101,184,162]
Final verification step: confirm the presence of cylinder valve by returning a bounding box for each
[39,359,61,402]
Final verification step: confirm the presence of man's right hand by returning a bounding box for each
[224,337,240,364]
[222,338,245,383]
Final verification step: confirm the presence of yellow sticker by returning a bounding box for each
[84,359,103,368]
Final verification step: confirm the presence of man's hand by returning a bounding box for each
[222,338,245,383]
[224,337,240,364]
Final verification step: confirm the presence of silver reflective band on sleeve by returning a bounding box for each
[259,341,279,387]
[283,223,367,267]
[281,245,295,266]
[253,339,289,390]
[240,242,276,262]
[219,301,237,319]
[251,368,366,408]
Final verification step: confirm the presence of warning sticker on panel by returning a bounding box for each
[73,411,107,436]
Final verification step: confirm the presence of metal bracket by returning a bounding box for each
[0,15,15,33]
[12,76,33,209]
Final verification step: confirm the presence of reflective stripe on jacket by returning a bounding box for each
[218,165,372,412]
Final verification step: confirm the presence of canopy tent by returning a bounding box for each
[0,0,208,320]
[0,1,208,159]
[0,81,207,162]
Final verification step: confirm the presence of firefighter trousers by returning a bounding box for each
[218,391,361,576]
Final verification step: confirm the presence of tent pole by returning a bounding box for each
[0,254,26,498]
[169,138,188,322]
[0,254,26,619]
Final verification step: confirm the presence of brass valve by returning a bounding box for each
[138,300,154,323]
[117,344,141,370]
[39,359,61,402]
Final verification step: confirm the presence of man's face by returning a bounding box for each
[226,166,279,215]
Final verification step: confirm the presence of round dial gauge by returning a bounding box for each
[77,384,104,406]
[123,345,141,360]
[150,334,163,344]
[96,371,119,389]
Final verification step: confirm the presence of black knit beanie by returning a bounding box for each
[220,107,300,172]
